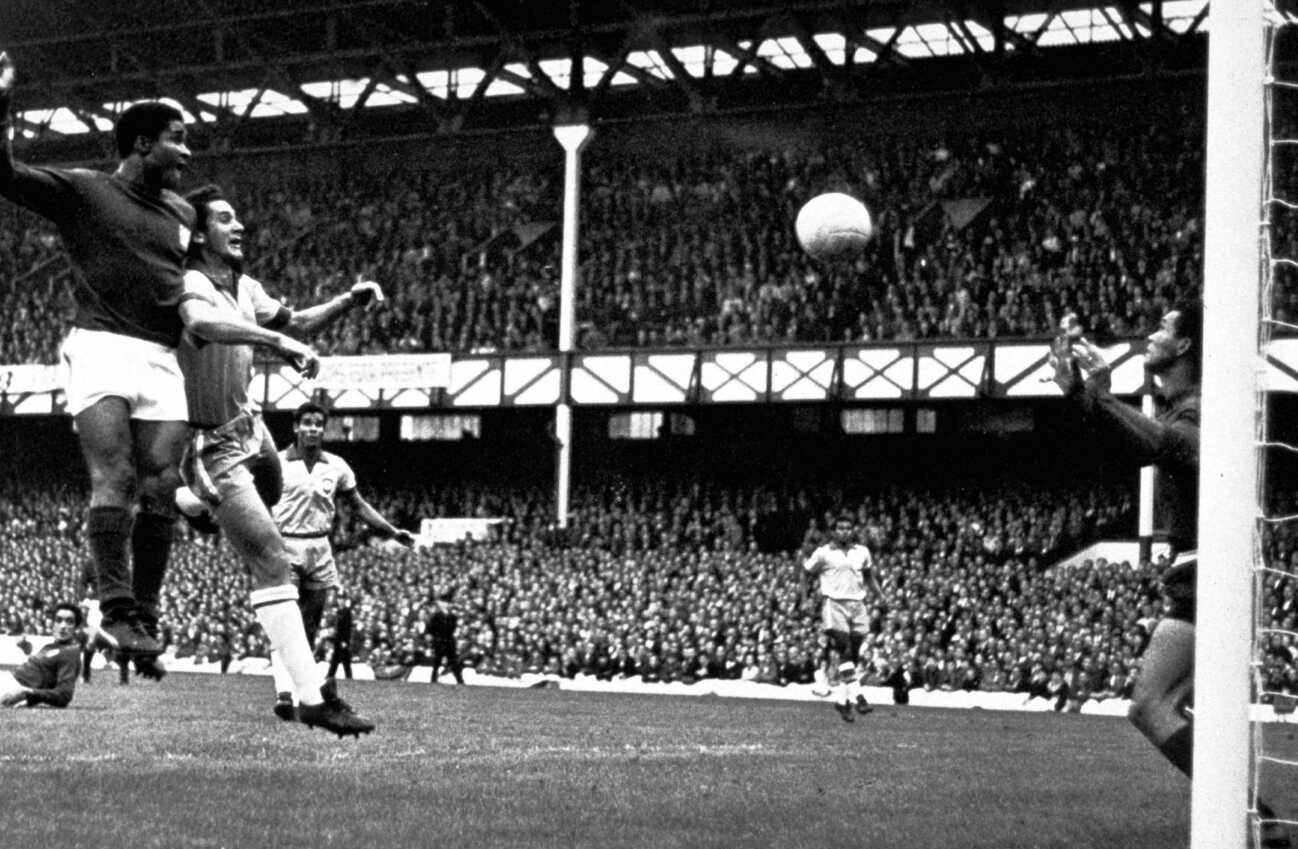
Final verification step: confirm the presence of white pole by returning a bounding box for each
[1195,0,1263,845]
[1139,394,1155,564]
[552,123,592,530]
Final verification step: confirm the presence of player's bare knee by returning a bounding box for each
[1127,691,1175,738]
[246,550,293,589]
[87,460,136,504]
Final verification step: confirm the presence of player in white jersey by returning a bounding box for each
[267,401,415,719]
[803,513,884,723]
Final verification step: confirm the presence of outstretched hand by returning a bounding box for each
[349,278,386,310]
[0,53,14,106]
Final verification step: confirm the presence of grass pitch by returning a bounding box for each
[1,673,1293,849]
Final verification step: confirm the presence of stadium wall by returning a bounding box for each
[11,635,1293,723]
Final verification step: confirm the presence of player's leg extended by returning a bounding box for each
[269,541,316,716]
[215,484,323,704]
[1128,618,1195,776]
[216,481,373,736]
[75,398,157,654]
[131,418,187,631]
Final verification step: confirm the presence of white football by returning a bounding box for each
[795,192,873,261]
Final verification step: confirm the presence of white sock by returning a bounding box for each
[269,650,294,700]
[838,662,857,704]
[251,587,323,706]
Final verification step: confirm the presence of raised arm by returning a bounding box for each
[1050,335,1198,472]
[285,278,386,338]
[0,52,77,217]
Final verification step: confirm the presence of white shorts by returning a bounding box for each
[60,327,187,421]
[82,599,102,632]
[283,536,339,591]
[822,598,870,634]
[0,670,21,701]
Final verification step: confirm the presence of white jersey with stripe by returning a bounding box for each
[272,449,356,536]
[803,542,873,601]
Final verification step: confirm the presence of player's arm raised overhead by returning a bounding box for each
[178,272,320,377]
[282,276,387,338]
[0,53,80,217]
[336,485,416,547]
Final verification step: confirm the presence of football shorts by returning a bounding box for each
[60,328,187,421]
[821,597,870,634]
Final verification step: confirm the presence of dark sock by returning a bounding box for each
[298,587,330,647]
[130,512,174,621]
[1157,724,1194,777]
[87,506,133,616]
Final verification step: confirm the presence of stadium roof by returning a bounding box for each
[0,0,1238,159]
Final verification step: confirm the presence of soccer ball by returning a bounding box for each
[795,192,873,261]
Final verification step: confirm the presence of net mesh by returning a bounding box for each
[1256,5,1298,845]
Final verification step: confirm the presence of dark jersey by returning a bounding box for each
[0,162,193,347]
[1081,378,1200,552]
[12,635,81,707]
[333,606,354,645]
[427,609,458,644]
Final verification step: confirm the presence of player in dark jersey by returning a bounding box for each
[1,603,83,708]
[1052,303,1290,847]
[0,53,192,675]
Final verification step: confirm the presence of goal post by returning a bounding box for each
[1194,0,1266,846]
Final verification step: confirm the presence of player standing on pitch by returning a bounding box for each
[1050,303,1290,847]
[174,184,377,737]
[803,512,883,722]
[0,54,192,678]
[269,401,415,719]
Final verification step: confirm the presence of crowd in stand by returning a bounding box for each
[2,470,1296,708]
[9,104,1298,364]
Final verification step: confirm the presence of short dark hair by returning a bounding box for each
[54,602,83,628]
[183,184,226,260]
[834,512,855,527]
[1170,299,1203,373]
[294,402,329,425]
[115,101,185,159]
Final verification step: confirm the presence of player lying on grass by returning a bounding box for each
[1,603,83,708]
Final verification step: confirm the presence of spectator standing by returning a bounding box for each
[427,593,465,685]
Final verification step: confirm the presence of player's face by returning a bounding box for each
[833,520,854,544]
[1144,309,1190,374]
[142,120,191,190]
[52,609,77,641]
[295,412,326,448]
[200,199,245,264]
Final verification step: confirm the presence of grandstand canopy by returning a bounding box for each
[0,0,1220,160]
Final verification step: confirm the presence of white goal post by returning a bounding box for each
[1195,0,1266,847]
